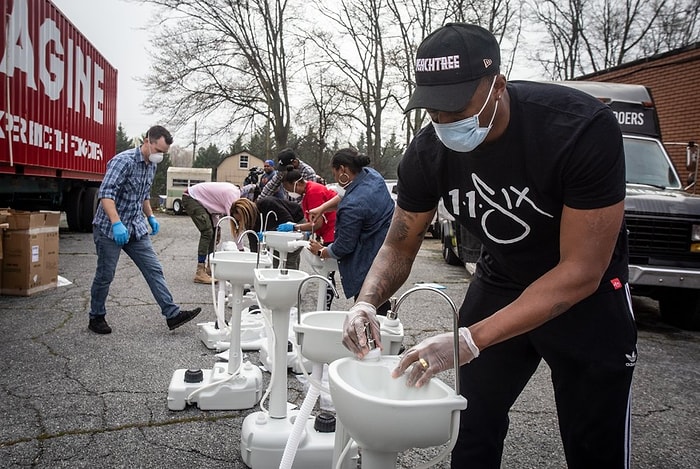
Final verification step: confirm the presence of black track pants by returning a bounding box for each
[451,278,637,469]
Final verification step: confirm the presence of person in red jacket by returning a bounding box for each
[279,168,336,244]
[280,168,337,308]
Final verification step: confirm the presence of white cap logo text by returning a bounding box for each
[416,55,460,72]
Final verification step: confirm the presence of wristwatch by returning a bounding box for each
[317,248,323,258]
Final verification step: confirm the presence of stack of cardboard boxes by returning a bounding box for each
[0,210,60,296]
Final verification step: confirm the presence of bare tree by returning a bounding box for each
[640,0,700,55]
[140,0,295,152]
[296,49,347,167]
[580,0,666,72]
[304,0,398,162]
[527,0,699,79]
[386,0,441,144]
[528,0,587,79]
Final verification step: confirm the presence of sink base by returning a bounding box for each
[197,321,229,350]
[198,306,268,351]
[240,410,357,469]
[167,362,262,411]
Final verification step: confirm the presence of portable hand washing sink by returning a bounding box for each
[263,231,305,252]
[209,251,271,283]
[328,355,467,452]
[293,311,404,364]
[327,285,468,468]
[254,268,309,311]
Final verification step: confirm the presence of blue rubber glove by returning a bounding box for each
[112,221,129,246]
[148,215,160,235]
[277,221,295,232]
[257,231,264,241]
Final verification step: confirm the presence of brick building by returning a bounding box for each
[578,43,700,185]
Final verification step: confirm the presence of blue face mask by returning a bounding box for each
[432,76,498,153]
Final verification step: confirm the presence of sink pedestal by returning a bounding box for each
[197,288,259,350]
[167,251,270,411]
[242,268,340,468]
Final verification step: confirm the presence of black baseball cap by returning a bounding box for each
[405,23,500,113]
[277,148,297,168]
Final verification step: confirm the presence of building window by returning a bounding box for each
[239,154,249,169]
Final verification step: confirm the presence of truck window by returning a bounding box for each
[624,136,682,189]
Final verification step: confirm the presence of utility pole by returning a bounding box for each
[191,121,198,167]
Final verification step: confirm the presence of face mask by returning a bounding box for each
[332,185,346,198]
[149,152,164,164]
[432,76,498,153]
[287,180,303,200]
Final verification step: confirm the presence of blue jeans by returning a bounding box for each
[90,230,180,319]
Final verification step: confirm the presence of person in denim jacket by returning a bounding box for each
[308,148,395,314]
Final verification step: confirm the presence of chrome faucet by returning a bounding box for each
[386,297,399,320]
[237,229,267,268]
[392,285,462,395]
[211,215,238,255]
[236,229,260,245]
[263,210,278,232]
[296,274,339,324]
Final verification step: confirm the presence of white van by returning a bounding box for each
[165,167,213,214]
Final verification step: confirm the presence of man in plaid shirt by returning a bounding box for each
[257,148,321,201]
[88,125,201,335]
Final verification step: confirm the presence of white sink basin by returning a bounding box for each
[253,268,309,311]
[328,356,467,452]
[208,251,272,283]
[293,311,404,363]
[263,231,304,253]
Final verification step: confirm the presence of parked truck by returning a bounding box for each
[1,0,118,232]
[438,81,700,330]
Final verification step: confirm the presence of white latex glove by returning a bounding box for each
[392,327,480,388]
[342,301,383,358]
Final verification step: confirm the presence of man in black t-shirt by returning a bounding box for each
[342,23,637,469]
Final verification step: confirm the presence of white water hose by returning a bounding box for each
[278,362,324,469]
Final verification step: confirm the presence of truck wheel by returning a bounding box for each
[658,288,700,331]
[65,187,84,232]
[442,235,462,266]
[172,198,184,215]
[80,187,99,232]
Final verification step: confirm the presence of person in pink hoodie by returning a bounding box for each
[182,181,242,283]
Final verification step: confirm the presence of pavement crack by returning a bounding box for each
[0,413,242,449]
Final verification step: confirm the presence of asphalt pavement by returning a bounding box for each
[0,213,698,468]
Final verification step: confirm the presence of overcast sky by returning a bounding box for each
[51,0,177,143]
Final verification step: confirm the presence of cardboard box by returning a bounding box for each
[1,210,60,296]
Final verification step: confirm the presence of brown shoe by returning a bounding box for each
[194,263,212,284]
